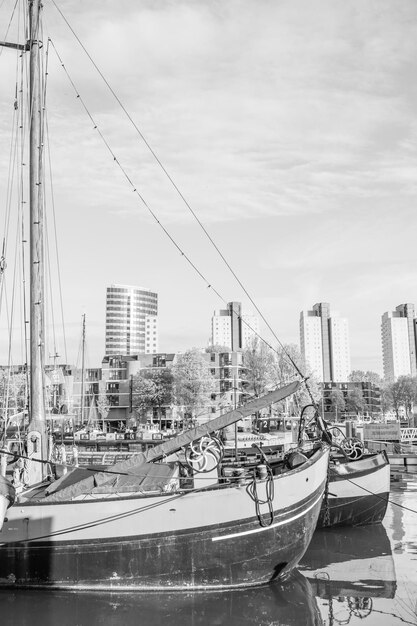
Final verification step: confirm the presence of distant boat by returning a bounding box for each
[317,435,390,528]
[0,0,330,590]
[280,413,391,528]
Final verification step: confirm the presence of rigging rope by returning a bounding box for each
[18,68,30,411]
[0,0,18,59]
[44,109,68,364]
[247,464,275,526]
[1,6,67,417]
[4,444,417,518]
[46,39,306,396]
[47,1,311,394]
[330,468,417,517]
[0,445,240,484]
[0,60,19,307]
[0,3,29,437]
[1,483,212,544]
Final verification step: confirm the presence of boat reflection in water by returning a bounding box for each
[299,524,396,624]
[1,570,323,626]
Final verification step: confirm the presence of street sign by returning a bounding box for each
[363,423,401,441]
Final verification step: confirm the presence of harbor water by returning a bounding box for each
[1,470,416,626]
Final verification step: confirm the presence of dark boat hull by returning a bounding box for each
[317,491,389,527]
[2,494,319,589]
[0,448,329,590]
[317,451,390,528]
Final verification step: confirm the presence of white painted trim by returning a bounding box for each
[328,464,390,499]
[211,490,324,542]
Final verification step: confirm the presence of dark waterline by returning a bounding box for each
[0,572,320,626]
[1,470,416,626]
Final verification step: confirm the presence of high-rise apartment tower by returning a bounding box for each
[300,302,351,382]
[381,303,417,381]
[211,302,259,350]
[105,284,158,356]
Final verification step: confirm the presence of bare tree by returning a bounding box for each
[242,337,275,398]
[131,375,158,425]
[96,388,110,431]
[349,370,382,385]
[329,389,346,420]
[345,388,366,417]
[205,344,230,353]
[386,376,417,424]
[271,343,321,413]
[172,349,215,424]
[380,382,392,417]
[142,369,174,427]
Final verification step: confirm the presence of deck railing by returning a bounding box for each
[400,428,417,443]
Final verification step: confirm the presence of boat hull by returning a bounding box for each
[0,447,329,589]
[317,451,390,528]
[0,496,8,532]
[0,476,14,531]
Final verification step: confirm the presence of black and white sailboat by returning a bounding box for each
[316,426,390,528]
[0,0,330,589]
[317,448,390,528]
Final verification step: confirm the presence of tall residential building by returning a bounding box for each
[211,302,259,350]
[105,284,158,356]
[241,313,260,348]
[381,304,417,381]
[300,302,351,382]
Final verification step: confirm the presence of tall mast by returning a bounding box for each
[27,0,48,481]
[80,314,86,425]
[0,0,47,482]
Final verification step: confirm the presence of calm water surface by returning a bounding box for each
[1,470,416,626]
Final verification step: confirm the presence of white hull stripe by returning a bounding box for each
[328,473,389,498]
[212,490,323,542]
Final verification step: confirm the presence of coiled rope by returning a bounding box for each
[247,464,275,527]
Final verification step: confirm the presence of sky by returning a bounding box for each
[0,0,416,374]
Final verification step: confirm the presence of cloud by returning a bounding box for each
[1,0,416,368]
[28,0,415,226]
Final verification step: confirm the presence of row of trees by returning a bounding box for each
[0,351,217,429]
[3,350,417,428]
[329,370,417,422]
[324,370,377,418]
[131,348,216,426]
[241,338,320,409]
[327,388,367,418]
[130,339,317,424]
[381,375,417,420]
